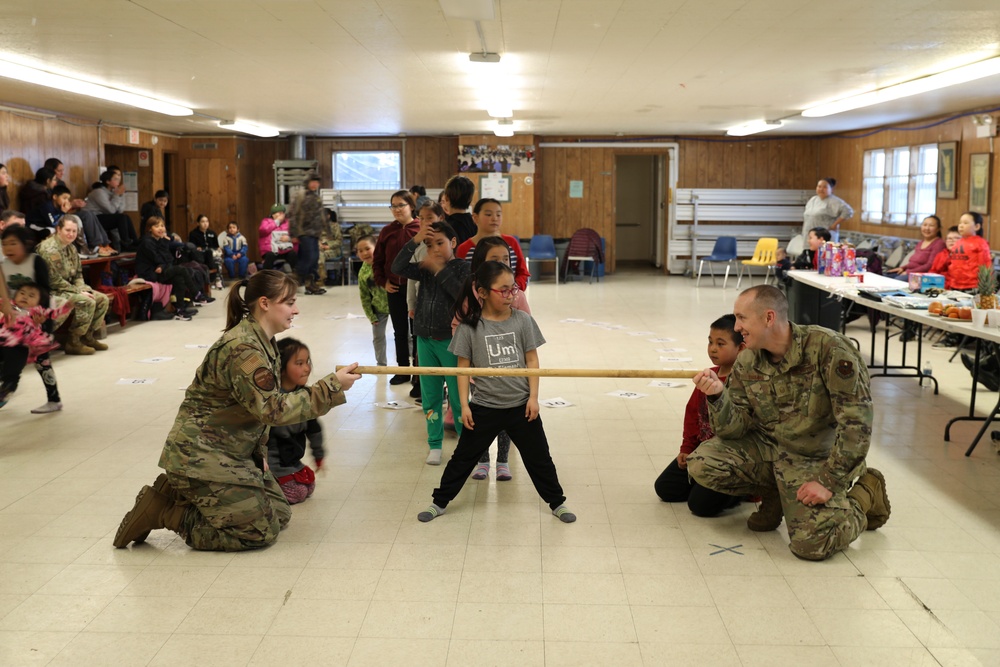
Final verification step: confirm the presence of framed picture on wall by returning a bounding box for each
[969,153,991,214]
[937,141,957,199]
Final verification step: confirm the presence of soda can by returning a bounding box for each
[830,244,843,276]
[856,257,868,273]
[844,246,856,273]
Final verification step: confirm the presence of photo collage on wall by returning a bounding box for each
[458,144,536,174]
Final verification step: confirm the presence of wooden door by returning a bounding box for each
[185,158,237,238]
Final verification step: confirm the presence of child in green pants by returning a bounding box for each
[391,220,471,464]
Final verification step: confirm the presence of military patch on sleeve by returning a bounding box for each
[253,367,277,392]
[239,352,265,375]
[835,359,855,379]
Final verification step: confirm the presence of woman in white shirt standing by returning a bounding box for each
[803,178,853,242]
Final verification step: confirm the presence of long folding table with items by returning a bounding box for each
[786,270,1000,456]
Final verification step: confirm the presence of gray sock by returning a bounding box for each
[552,505,577,523]
[418,503,446,522]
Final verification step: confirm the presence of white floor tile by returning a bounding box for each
[2,270,999,663]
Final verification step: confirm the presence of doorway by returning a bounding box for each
[614,155,660,266]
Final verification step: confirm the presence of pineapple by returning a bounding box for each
[978,264,998,310]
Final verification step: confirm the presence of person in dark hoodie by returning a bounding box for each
[135,215,200,319]
[391,220,470,465]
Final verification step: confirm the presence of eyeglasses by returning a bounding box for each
[489,285,519,298]
[389,203,409,210]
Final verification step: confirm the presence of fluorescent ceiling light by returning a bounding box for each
[217,120,279,138]
[439,0,495,21]
[0,58,192,116]
[487,106,513,118]
[802,56,1000,117]
[726,120,783,136]
[494,119,514,137]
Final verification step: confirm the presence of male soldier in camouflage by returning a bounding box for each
[687,285,890,561]
[288,172,332,295]
[114,270,360,551]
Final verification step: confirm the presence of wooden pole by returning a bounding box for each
[336,365,699,379]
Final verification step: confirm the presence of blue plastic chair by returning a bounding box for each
[697,236,738,288]
[527,234,559,284]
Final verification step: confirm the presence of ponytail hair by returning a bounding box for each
[224,269,298,332]
[455,260,514,328]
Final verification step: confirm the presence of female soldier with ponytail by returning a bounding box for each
[114,269,361,551]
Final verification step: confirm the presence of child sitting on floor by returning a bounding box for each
[266,337,325,504]
[0,282,71,409]
[654,314,745,516]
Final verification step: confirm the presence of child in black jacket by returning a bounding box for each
[391,221,470,465]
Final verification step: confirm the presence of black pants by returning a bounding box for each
[0,348,59,402]
[386,288,411,367]
[193,249,217,274]
[263,250,298,271]
[98,213,138,249]
[296,236,319,281]
[432,403,566,510]
[154,265,199,302]
[1,346,29,391]
[654,458,739,517]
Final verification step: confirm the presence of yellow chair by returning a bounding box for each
[736,237,778,289]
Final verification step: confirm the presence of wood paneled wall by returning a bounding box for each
[676,138,819,189]
[0,109,178,228]
[0,111,100,210]
[7,103,998,271]
[535,137,820,272]
[817,109,1000,248]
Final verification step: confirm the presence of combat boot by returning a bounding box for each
[82,332,109,352]
[64,334,95,355]
[848,468,891,530]
[132,474,187,544]
[113,485,187,548]
[746,486,784,531]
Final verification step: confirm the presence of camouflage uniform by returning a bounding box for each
[157,317,347,551]
[686,323,872,560]
[317,222,344,284]
[36,235,110,335]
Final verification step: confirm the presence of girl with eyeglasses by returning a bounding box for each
[374,190,419,385]
[416,260,575,524]
[452,236,531,481]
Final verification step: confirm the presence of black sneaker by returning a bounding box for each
[409,385,421,399]
[389,374,411,385]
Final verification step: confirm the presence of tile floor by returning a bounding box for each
[2,269,1000,666]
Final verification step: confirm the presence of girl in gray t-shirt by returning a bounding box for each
[417,261,576,524]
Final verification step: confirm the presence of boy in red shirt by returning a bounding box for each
[654,314,746,516]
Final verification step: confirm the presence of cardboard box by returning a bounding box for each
[908,272,945,293]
